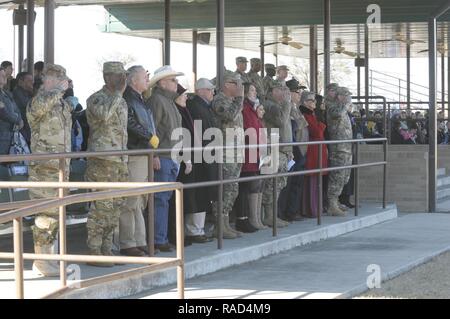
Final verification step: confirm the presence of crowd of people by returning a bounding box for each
[0,56,374,277]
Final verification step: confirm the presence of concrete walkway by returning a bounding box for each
[131,213,450,299]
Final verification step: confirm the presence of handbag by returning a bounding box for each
[8,130,31,175]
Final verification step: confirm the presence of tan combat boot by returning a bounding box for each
[32,241,61,277]
[87,248,115,268]
[328,198,347,217]
[263,204,289,228]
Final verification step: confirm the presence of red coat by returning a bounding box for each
[242,99,266,173]
[301,106,328,175]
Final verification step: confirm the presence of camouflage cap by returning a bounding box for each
[336,86,352,96]
[276,65,289,71]
[250,58,261,64]
[326,83,339,91]
[300,91,316,105]
[236,56,248,64]
[103,61,127,74]
[223,70,242,83]
[267,79,284,91]
[264,63,276,70]
[43,63,68,80]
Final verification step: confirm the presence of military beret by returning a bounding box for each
[223,70,241,83]
[250,58,261,64]
[336,87,352,96]
[236,56,248,63]
[103,61,127,74]
[265,63,276,70]
[300,91,316,105]
[43,63,68,80]
[267,79,284,90]
[276,65,289,71]
[326,83,339,91]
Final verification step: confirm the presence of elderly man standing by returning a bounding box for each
[147,65,183,252]
[326,87,353,217]
[85,62,129,266]
[212,71,245,239]
[234,56,250,83]
[261,80,292,227]
[276,65,289,86]
[246,58,265,102]
[120,65,158,256]
[27,64,71,276]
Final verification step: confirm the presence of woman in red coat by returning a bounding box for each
[299,91,328,218]
[234,83,267,232]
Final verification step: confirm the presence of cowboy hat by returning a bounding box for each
[149,65,184,87]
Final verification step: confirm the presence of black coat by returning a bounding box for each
[0,89,22,155]
[187,95,218,210]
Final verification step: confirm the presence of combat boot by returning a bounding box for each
[87,248,114,268]
[328,198,346,217]
[262,204,289,228]
[212,214,240,239]
[32,241,61,277]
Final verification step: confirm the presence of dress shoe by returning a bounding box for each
[154,243,174,252]
[235,218,258,233]
[339,195,355,209]
[187,235,214,244]
[137,246,150,255]
[120,247,146,257]
[284,215,305,222]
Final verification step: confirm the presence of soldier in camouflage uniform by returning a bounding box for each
[263,63,276,95]
[326,87,353,216]
[276,65,289,86]
[212,71,245,239]
[234,56,250,84]
[246,58,265,102]
[85,62,129,267]
[261,80,293,227]
[27,64,72,277]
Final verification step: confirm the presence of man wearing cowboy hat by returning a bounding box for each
[85,61,130,266]
[147,65,183,252]
[26,63,72,276]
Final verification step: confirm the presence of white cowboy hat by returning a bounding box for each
[149,65,184,87]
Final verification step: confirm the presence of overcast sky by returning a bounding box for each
[0,5,441,106]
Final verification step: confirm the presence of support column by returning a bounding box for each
[448,26,450,118]
[406,25,411,110]
[216,0,224,90]
[164,0,171,65]
[44,0,55,64]
[441,51,445,113]
[323,0,331,87]
[26,0,34,74]
[429,17,437,213]
[260,27,265,78]
[357,24,361,101]
[364,24,369,113]
[18,5,25,71]
[309,25,317,92]
[193,30,198,84]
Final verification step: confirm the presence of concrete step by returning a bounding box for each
[58,204,398,299]
[437,175,450,188]
[437,187,450,201]
[438,168,446,177]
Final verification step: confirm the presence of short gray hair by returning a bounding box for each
[127,65,145,85]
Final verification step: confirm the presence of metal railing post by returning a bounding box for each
[318,143,322,225]
[383,141,388,209]
[272,175,278,237]
[58,158,67,287]
[13,217,24,299]
[217,162,223,249]
[354,143,359,216]
[147,153,155,256]
[175,188,185,299]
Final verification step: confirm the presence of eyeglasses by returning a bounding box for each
[227,81,238,85]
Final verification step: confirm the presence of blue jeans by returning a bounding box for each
[154,157,180,245]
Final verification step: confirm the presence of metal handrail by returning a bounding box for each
[0,183,185,299]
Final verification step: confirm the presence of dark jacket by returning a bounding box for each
[0,89,23,155]
[187,95,218,208]
[12,85,32,144]
[123,86,156,150]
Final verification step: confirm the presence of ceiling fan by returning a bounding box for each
[418,42,448,55]
[318,38,360,57]
[260,26,309,50]
[372,32,425,45]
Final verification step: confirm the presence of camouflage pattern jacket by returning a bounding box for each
[246,71,265,101]
[326,100,353,153]
[263,97,293,155]
[86,86,128,162]
[212,92,244,162]
[27,88,72,159]
[262,76,273,95]
[234,70,250,84]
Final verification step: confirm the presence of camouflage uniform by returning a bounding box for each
[261,80,293,227]
[235,56,250,84]
[246,58,265,101]
[326,87,353,205]
[262,63,276,95]
[85,63,129,254]
[27,66,72,246]
[211,71,244,238]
